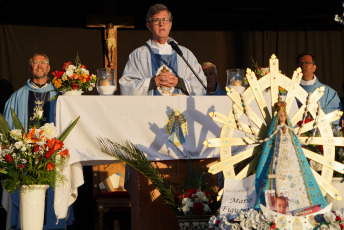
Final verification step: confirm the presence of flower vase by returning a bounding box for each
[325,177,344,210]
[62,89,83,96]
[19,185,49,230]
[175,215,212,230]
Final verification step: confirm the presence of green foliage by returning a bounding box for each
[97,139,177,211]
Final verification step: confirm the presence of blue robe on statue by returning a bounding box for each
[3,79,74,229]
[254,111,327,212]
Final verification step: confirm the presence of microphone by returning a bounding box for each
[168,38,183,56]
[168,38,209,94]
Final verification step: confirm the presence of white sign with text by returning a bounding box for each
[220,174,257,215]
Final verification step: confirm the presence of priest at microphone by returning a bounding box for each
[119,3,207,96]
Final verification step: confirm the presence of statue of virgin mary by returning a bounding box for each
[254,96,328,212]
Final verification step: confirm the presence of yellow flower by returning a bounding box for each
[54,79,62,89]
[62,74,68,81]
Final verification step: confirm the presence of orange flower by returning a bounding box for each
[46,138,64,151]
[72,73,79,80]
[47,162,55,171]
[58,149,70,158]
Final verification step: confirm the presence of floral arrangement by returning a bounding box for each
[0,108,79,193]
[50,54,97,95]
[247,58,286,94]
[208,209,344,230]
[174,188,214,215]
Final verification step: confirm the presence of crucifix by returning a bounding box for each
[87,1,134,77]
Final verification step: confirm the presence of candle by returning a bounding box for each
[233,79,242,86]
[101,80,110,86]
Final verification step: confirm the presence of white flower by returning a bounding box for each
[20,146,27,152]
[41,123,58,139]
[181,204,190,214]
[67,65,77,71]
[14,141,23,149]
[65,69,74,77]
[324,211,336,223]
[260,67,269,76]
[240,218,253,230]
[80,68,89,75]
[11,129,22,139]
[203,204,210,213]
[329,223,341,230]
[319,224,330,230]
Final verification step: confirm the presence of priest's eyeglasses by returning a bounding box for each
[32,61,49,66]
[298,61,314,66]
[149,18,170,25]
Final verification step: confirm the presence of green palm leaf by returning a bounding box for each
[97,139,176,211]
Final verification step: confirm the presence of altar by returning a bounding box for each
[55,95,235,229]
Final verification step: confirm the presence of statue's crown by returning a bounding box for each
[274,95,287,112]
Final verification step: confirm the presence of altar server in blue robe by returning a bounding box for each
[296,51,343,124]
[119,3,207,96]
[2,53,74,230]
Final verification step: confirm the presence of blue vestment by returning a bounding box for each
[3,79,74,229]
[119,38,207,96]
[254,112,327,211]
[300,77,343,125]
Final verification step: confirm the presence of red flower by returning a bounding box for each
[19,164,24,168]
[34,144,39,153]
[62,61,72,70]
[340,223,344,229]
[192,202,204,215]
[204,191,213,199]
[5,154,12,162]
[317,145,324,153]
[45,148,55,159]
[336,215,342,221]
[58,149,69,158]
[72,82,79,90]
[52,70,64,79]
[47,162,55,171]
[47,138,64,151]
[297,118,314,127]
[270,223,276,229]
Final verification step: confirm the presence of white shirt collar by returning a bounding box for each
[150,39,172,55]
[300,75,317,85]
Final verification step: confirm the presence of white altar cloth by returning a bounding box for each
[54,95,234,220]
[54,95,297,220]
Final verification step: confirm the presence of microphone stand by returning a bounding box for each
[169,40,209,94]
[178,54,210,95]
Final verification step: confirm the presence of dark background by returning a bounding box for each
[1,1,344,229]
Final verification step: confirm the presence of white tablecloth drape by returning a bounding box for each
[54,95,234,220]
[54,95,297,220]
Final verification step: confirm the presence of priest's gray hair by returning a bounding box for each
[29,53,50,65]
[146,3,173,22]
